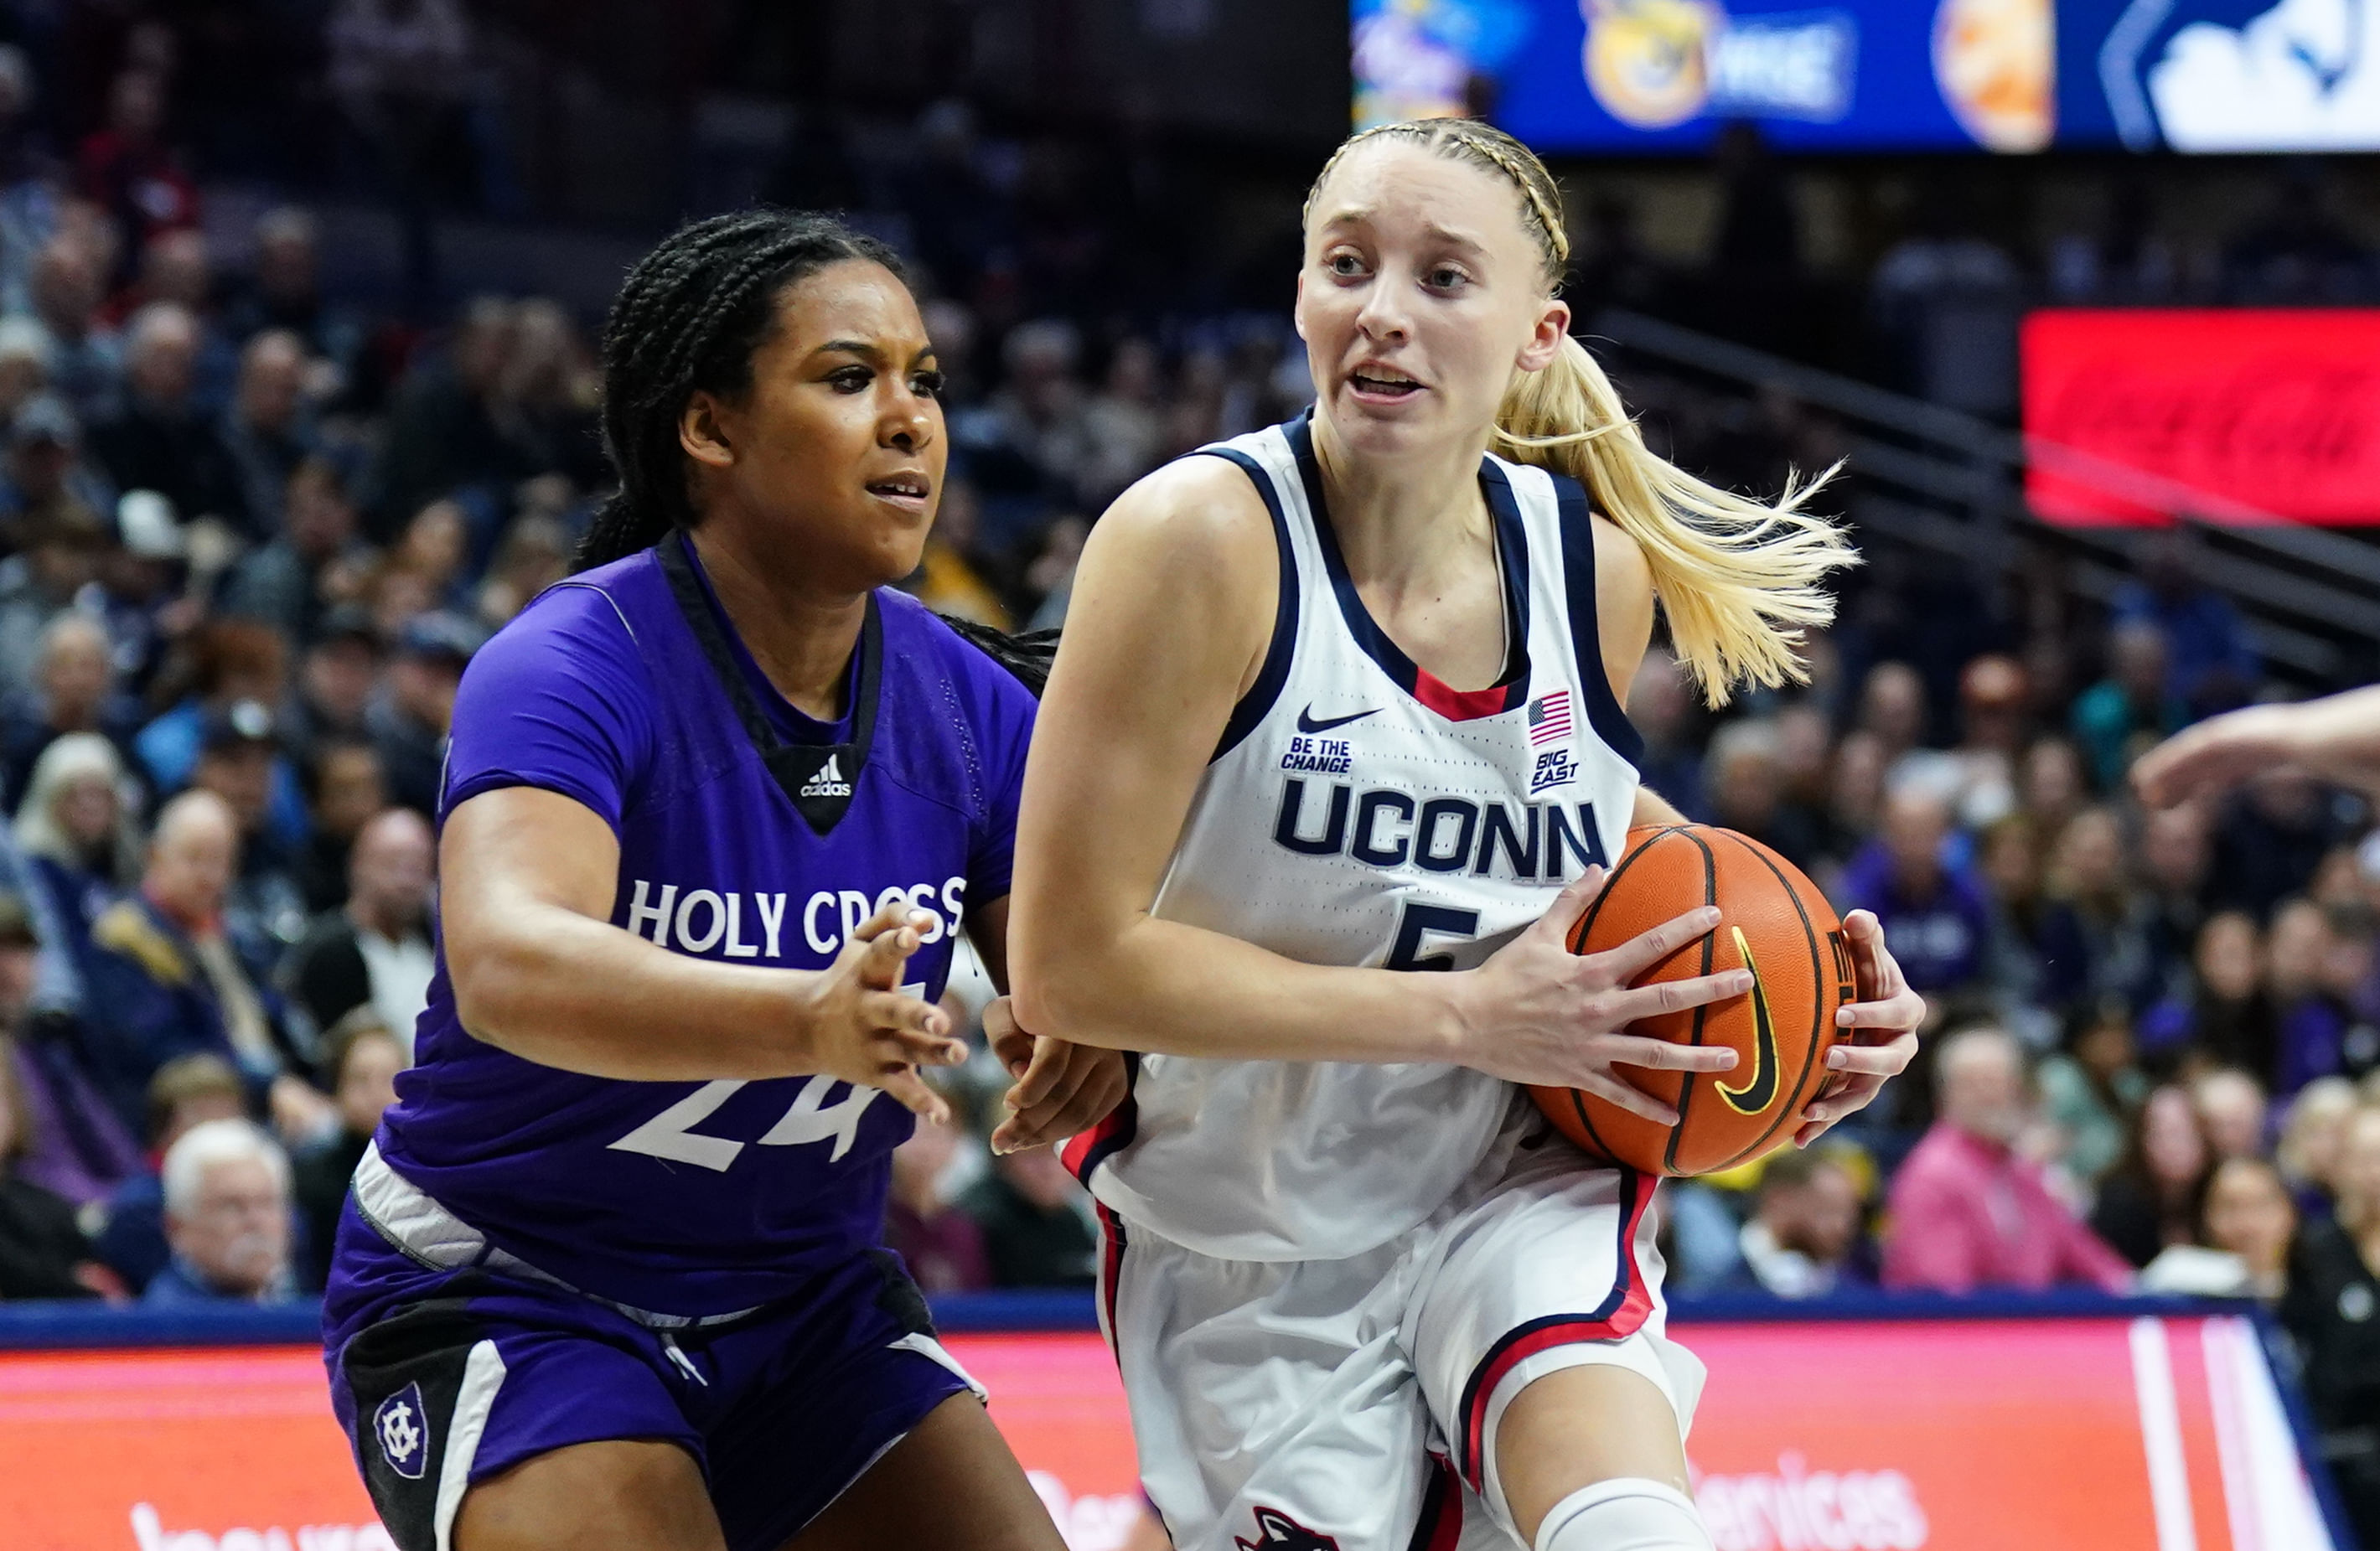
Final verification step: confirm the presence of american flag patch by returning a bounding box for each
[1528,690,1572,745]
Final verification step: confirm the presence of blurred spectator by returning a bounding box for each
[75,67,196,261]
[145,1117,296,1304]
[2138,803,2212,999]
[1823,731,1888,878]
[111,229,237,409]
[0,1031,114,1299]
[2211,767,2353,921]
[1704,719,1817,868]
[1728,1147,1873,1298]
[2196,1155,2295,1300]
[2018,736,2088,844]
[2192,1067,2270,1161]
[2071,622,2186,793]
[217,330,315,540]
[2281,1103,2380,1544]
[2113,533,2257,717]
[219,209,365,391]
[2276,902,2380,1093]
[13,732,138,984]
[2035,1002,2145,1185]
[0,494,108,694]
[2088,1083,2212,1269]
[0,889,139,1210]
[497,299,601,491]
[327,0,477,312]
[136,620,305,838]
[1948,654,2027,828]
[0,612,136,811]
[85,1051,245,1293]
[369,611,475,815]
[282,808,433,1049]
[26,240,121,427]
[290,1010,401,1290]
[1839,778,1993,996]
[2034,808,2155,1016]
[1073,339,1166,511]
[884,1109,991,1295]
[960,1142,1097,1289]
[1857,662,1926,768]
[2137,912,2277,1082]
[365,297,527,537]
[190,701,310,958]
[221,458,365,647]
[0,317,51,431]
[293,740,385,915]
[1627,649,1701,816]
[2279,1076,2359,1219]
[87,303,242,532]
[82,790,326,1143]
[907,479,1011,630]
[1881,1025,2131,1292]
[473,513,568,630]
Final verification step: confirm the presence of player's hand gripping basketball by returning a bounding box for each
[1793,908,1923,1147]
[800,902,970,1124]
[1457,866,1749,1125]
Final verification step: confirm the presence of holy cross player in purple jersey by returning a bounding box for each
[320,212,1129,1551]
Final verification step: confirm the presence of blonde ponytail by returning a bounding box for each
[1493,336,1855,707]
[1307,116,1859,707]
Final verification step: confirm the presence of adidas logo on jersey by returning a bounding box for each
[798,755,852,800]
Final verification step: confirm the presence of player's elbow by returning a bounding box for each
[1009,926,1115,1046]
[442,915,544,1048]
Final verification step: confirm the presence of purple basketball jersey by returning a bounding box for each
[368,536,1032,1316]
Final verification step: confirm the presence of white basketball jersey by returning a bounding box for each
[1073,416,1644,1263]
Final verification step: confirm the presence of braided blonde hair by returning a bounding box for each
[1304,118,1856,706]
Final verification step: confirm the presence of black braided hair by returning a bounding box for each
[576,209,902,572]
[577,209,1061,697]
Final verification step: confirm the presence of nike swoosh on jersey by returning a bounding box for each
[1716,925,1781,1115]
[1296,705,1381,734]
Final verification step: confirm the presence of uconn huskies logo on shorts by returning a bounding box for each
[1235,1507,1338,1550]
[375,1381,430,1480]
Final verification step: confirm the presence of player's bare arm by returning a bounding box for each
[2134,683,2380,805]
[1010,456,1749,1114]
[440,784,965,1120]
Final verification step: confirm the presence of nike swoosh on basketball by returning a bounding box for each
[1296,705,1380,734]
[1716,926,1781,1115]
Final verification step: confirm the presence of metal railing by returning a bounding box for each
[1587,308,2380,685]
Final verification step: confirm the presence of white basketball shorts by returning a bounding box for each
[1094,1106,1706,1551]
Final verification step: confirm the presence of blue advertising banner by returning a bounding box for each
[1355,0,2056,153]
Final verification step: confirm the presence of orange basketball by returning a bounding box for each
[1529,824,1857,1177]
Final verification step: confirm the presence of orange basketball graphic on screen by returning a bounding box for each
[1582,0,1719,129]
[1932,0,2054,152]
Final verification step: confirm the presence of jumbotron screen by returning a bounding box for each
[1353,1,2380,155]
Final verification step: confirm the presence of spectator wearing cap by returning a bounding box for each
[369,610,478,815]
[222,459,365,650]
[191,700,312,963]
[136,619,310,853]
[84,1050,245,1293]
[0,392,112,540]
[0,1021,117,1300]
[282,807,433,1051]
[27,240,123,427]
[144,1117,298,1305]
[1838,776,1995,998]
[293,741,386,914]
[0,504,109,700]
[217,330,317,540]
[277,602,381,768]
[291,1009,401,1290]
[0,887,141,1212]
[1881,1026,2132,1293]
[87,304,244,537]
[81,789,327,1144]
[0,612,137,814]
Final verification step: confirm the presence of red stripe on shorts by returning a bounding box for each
[1456,1170,1657,1490]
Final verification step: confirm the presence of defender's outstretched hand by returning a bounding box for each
[803,903,969,1124]
[1456,866,1746,1127]
[1794,909,1922,1147]
[986,995,1133,1155]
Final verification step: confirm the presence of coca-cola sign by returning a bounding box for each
[2021,308,2380,525]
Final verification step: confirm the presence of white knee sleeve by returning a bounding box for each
[1533,1478,1712,1551]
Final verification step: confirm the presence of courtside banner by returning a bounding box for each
[0,1312,2339,1550]
[2022,308,2380,525]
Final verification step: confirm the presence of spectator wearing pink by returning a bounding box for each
[882,1107,989,1295]
[1882,1025,2132,1293]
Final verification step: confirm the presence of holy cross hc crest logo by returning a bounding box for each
[375,1380,431,1480]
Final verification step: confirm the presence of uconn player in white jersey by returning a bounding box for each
[1006,121,1925,1551]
